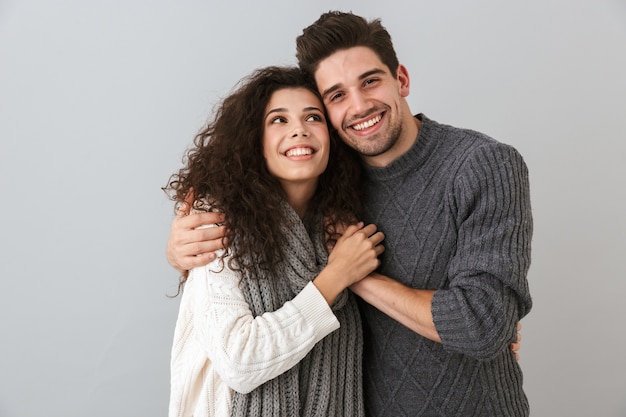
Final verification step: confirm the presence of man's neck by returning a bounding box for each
[363,114,421,168]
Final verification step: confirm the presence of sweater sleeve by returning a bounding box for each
[187,255,340,394]
[431,142,533,360]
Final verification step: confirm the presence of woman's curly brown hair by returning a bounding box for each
[163,66,363,291]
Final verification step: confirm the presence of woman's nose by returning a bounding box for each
[291,124,308,137]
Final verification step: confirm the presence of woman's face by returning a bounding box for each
[262,87,330,192]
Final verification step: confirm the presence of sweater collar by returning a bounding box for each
[362,113,436,182]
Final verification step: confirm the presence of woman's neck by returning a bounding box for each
[281,180,317,218]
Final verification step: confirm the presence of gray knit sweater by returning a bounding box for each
[359,114,532,417]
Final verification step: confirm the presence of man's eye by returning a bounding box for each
[330,92,344,102]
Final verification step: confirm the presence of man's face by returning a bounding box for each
[314,46,412,166]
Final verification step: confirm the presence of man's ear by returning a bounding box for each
[397,64,410,98]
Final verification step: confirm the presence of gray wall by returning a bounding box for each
[1,1,624,416]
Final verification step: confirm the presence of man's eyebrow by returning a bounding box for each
[321,84,341,101]
[320,68,387,100]
[360,68,386,80]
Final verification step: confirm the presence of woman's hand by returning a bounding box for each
[328,223,385,284]
[314,222,384,305]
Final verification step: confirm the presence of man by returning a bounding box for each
[167,11,532,417]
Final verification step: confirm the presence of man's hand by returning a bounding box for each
[166,192,228,276]
[510,322,523,361]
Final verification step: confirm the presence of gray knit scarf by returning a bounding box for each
[230,201,364,417]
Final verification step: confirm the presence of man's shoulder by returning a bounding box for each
[420,114,520,157]
[416,114,527,182]
[421,114,494,143]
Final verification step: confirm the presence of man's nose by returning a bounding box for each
[348,91,369,115]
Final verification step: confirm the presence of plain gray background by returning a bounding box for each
[1,0,625,416]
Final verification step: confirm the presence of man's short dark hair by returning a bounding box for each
[296,11,400,78]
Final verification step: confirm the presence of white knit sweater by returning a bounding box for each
[168,252,340,417]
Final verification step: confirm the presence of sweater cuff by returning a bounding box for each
[291,282,340,338]
[431,289,465,341]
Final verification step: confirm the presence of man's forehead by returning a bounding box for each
[313,47,389,94]
[315,46,382,75]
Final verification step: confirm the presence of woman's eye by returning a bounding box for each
[270,116,287,124]
[306,114,322,122]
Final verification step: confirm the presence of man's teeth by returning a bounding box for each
[352,114,382,131]
[285,147,313,157]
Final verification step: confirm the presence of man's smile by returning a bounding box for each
[350,113,383,131]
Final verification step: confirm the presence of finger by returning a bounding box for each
[179,252,217,270]
[176,188,197,217]
[341,222,365,238]
[178,190,194,216]
[360,223,378,237]
[192,225,228,248]
[184,188,196,208]
[175,228,228,255]
[178,212,226,231]
[176,203,190,217]
[175,237,225,267]
[368,231,385,245]
[517,322,522,332]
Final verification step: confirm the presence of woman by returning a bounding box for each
[164,66,384,417]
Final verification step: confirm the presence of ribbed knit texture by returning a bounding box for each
[359,114,532,417]
[231,202,364,417]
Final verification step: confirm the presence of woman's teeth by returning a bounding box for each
[285,147,313,157]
